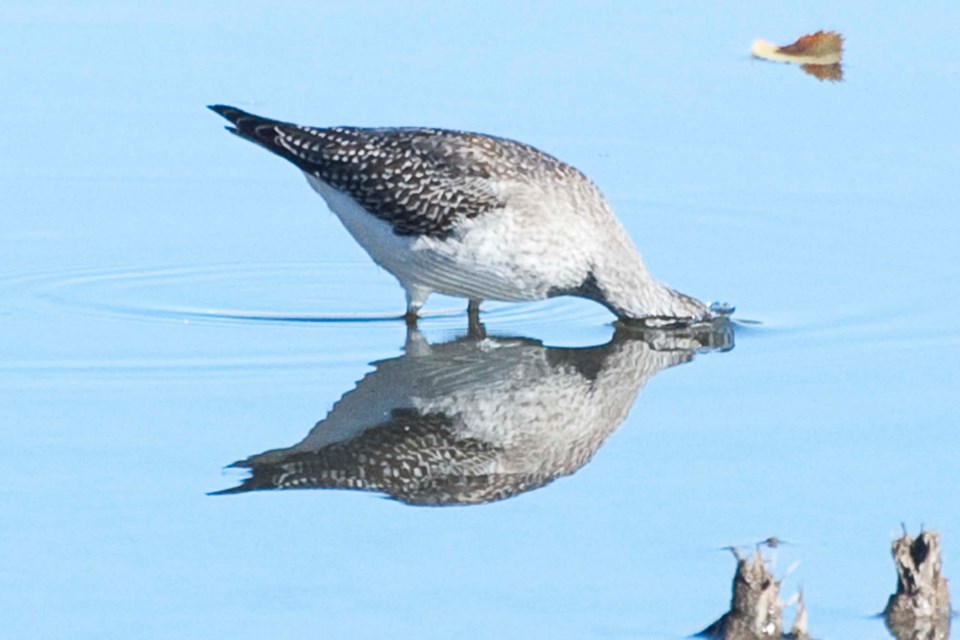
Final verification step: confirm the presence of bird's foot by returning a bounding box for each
[467,300,486,340]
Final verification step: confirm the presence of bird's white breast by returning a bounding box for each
[305,173,418,277]
[305,173,596,304]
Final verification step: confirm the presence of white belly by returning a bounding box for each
[305,173,416,275]
[305,173,592,304]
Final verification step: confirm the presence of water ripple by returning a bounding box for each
[0,262,632,376]
[1,261,621,331]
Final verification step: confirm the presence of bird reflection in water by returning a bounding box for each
[214,320,734,505]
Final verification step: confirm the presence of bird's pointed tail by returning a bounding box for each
[208,104,310,164]
[208,104,281,135]
[209,104,338,176]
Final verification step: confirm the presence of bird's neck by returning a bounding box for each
[591,241,709,322]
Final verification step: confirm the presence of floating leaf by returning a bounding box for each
[751,30,844,81]
[777,31,843,59]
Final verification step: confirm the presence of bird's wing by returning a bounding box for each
[215,409,546,505]
[210,105,509,238]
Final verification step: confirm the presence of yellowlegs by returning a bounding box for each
[210,105,712,324]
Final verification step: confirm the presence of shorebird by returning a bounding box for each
[210,105,712,324]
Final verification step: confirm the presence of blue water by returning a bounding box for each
[2,3,958,638]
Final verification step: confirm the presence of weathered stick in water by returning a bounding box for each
[698,544,809,640]
[884,528,951,640]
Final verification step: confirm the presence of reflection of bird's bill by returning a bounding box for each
[212,322,735,505]
[613,314,735,353]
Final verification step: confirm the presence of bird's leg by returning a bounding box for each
[403,307,420,327]
[403,322,431,356]
[403,287,429,326]
[467,299,486,340]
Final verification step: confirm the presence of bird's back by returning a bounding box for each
[210,105,594,239]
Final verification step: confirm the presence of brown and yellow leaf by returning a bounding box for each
[751,30,844,65]
[778,31,843,58]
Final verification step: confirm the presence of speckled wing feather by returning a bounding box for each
[214,409,550,505]
[210,104,571,238]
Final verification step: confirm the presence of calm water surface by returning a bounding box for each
[2,3,958,639]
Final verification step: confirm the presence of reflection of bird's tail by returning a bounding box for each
[207,484,247,496]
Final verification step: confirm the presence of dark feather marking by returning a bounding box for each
[209,105,584,239]
[548,271,610,305]
[214,409,552,505]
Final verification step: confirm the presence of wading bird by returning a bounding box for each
[210,105,713,325]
